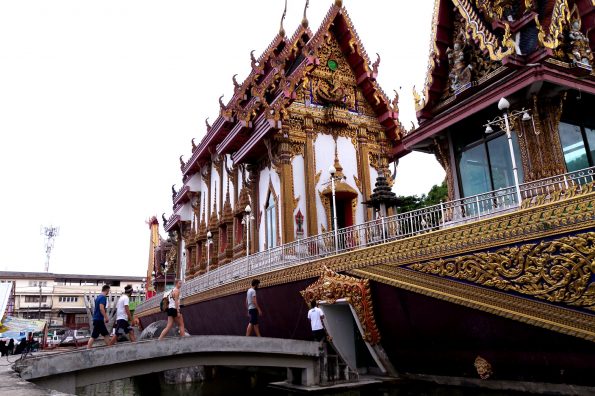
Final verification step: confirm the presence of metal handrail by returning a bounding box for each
[135,166,595,314]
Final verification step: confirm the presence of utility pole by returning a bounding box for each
[41,225,60,272]
[40,225,59,321]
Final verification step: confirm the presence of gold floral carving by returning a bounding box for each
[408,232,595,312]
[300,266,381,344]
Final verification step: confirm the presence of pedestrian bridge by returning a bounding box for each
[16,336,322,394]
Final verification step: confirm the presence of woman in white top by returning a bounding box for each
[158,280,187,339]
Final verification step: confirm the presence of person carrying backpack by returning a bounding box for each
[158,280,186,340]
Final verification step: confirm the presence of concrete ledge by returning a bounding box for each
[0,360,72,396]
[15,336,322,394]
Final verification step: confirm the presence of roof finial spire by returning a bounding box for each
[335,0,343,7]
[301,0,310,29]
[279,0,287,36]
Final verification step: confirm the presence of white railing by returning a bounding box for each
[135,166,595,314]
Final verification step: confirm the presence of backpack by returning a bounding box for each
[160,290,171,312]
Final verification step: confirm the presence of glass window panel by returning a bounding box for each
[585,126,595,166]
[458,144,491,197]
[559,122,589,171]
[487,133,524,190]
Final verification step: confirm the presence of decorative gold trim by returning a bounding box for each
[301,266,381,344]
[408,232,595,312]
[351,265,595,342]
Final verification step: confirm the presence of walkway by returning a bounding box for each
[15,336,321,394]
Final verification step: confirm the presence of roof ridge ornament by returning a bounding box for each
[302,0,309,29]
[218,95,225,111]
[205,117,212,132]
[279,0,287,37]
[335,0,343,7]
[232,74,240,90]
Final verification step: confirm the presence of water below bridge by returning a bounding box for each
[79,366,531,396]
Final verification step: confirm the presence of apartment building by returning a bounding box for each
[0,271,145,328]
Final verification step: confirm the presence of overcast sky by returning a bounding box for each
[0,1,444,276]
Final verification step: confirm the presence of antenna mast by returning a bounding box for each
[41,225,60,272]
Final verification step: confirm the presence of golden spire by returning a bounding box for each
[302,0,310,29]
[335,0,343,7]
[333,137,345,180]
[279,0,287,36]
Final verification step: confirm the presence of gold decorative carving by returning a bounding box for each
[535,0,570,51]
[300,267,381,344]
[408,232,595,311]
[474,356,493,380]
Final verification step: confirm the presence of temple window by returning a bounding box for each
[558,121,595,171]
[234,216,243,245]
[454,129,524,197]
[219,224,228,253]
[265,192,277,249]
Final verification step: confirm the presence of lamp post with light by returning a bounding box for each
[206,231,213,286]
[328,165,339,252]
[241,205,253,257]
[484,97,534,207]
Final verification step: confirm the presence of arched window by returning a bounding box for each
[265,192,277,249]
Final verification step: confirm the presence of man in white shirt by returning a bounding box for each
[109,284,136,345]
[245,279,263,337]
[307,300,325,343]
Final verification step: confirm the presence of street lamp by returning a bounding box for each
[328,165,339,252]
[484,97,535,206]
[206,231,213,286]
[241,205,253,256]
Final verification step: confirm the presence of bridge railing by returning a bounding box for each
[135,166,595,315]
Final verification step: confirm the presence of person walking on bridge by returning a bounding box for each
[245,279,263,337]
[87,285,111,349]
[109,284,136,345]
[158,279,186,340]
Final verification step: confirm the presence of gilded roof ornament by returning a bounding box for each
[535,0,571,50]
[334,0,343,7]
[218,95,225,110]
[279,0,287,37]
[191,138,197,151]
[232,74,240,90]
[372,53,381,76]
[250,50,258,68]
[391,89,399,114]
[301,0,309,29]
[205,117,212,132]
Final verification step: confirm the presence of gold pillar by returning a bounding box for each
[357,125,373,222]
[517,94,567,181]
[303,117,319,236]
[279,137,295,244]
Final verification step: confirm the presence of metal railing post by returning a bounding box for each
[476,196,481,220]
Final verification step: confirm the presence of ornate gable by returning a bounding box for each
[415,0,595,119]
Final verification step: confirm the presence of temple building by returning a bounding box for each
[139,0,595,386]
[399,0,594,201]
[156,0,404,284]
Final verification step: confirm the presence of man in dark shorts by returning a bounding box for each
[245,279,262,337]
[307,300,326,344]
[109,284,136,345]
[87,284,111,349]
[158,280,186,339]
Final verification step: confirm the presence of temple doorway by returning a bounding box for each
[331,196,354,229]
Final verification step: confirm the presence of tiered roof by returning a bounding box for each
[180,0,403,178]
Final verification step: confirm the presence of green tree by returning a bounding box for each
[395,180,448,213]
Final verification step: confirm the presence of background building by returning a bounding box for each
[0,271,145,329]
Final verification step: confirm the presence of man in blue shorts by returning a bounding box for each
[87,284,111,349]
